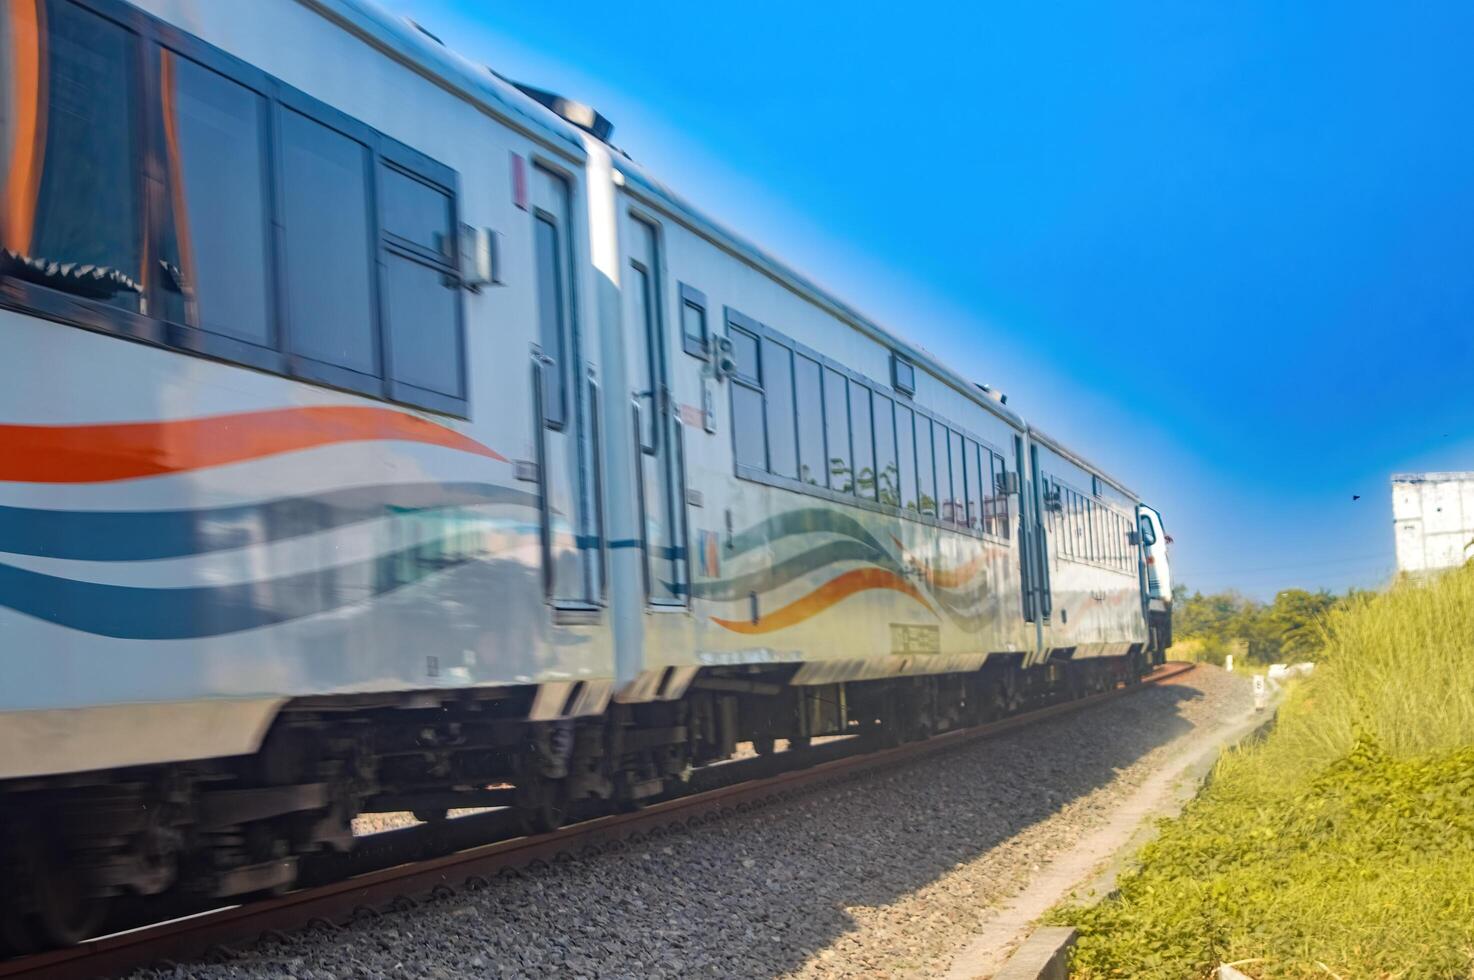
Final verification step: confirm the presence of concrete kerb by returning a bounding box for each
[948,694,1282,980]
[989,927,1077,980]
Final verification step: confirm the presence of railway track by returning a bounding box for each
[2,662,1195,980]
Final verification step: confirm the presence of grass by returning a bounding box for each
[1050,565,1474,979]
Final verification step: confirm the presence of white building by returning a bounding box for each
[1392,472,1474,574]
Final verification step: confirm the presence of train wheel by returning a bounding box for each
[518,785,569,835]
[13,824,105,948]
[751,734,777,756]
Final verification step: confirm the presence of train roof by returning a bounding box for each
[612,160,1028,434]
[1026,427,1140,503]
[300,0,590,160]
[307,0,1148,500]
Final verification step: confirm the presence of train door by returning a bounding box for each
[1029,443,1053,621]
[531,164,601,611]
[624,215,688,606]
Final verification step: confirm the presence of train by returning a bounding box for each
[0,0,1174,950]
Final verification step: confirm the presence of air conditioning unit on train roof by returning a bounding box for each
[511,81,615,143]
[975,382,1008,405]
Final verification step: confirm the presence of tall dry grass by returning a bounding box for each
[1287,562,1474,760]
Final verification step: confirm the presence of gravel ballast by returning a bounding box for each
[134,666,1250,980]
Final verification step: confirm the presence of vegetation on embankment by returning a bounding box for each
[1170,584,1365,667]
[1052,565,1474,979]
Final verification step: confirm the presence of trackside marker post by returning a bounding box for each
[1253,674,1266,711]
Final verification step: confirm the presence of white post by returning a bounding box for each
[1253,674,1266,712]
[1224,654,1234,673]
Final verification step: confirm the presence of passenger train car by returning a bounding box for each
[0,0,1173,947]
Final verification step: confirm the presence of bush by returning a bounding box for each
[1053,566,1474,979]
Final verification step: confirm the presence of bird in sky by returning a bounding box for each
[1352,495,1361,501]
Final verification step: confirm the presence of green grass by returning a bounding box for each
[1051,565,1474,979]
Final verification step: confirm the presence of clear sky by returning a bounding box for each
[389,0,1474,599]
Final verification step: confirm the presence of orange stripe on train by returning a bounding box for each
[711,567,935,635]
[0,406,506,483]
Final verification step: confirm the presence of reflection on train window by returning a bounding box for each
[281,109,377,376]
[720,310,1014,539]
[823,368,852,493]
[762,339,798,479]
[948,429,967,526]
[0,0,468,416]
[159,51,272,344]
[915,419,936,517]
[795,354,826,485]
[897,404,918,511]
[3,0,144,312]
[875,394,900,506]
[966,440,984,531]
[850,380,876,500]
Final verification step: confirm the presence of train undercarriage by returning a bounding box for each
[0,649,1146,954]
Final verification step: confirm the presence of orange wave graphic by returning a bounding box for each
[0,406,506,483]
[712,567,935,635]
[890,535,987,590]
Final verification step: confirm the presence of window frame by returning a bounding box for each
[891,351,916,396]
[0,0,468,418]
[724,311,1015,541]
[679,283,709,359]
[724,308,767,472]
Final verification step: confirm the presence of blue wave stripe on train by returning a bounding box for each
[0,481,540,561]
[0,518,540,639]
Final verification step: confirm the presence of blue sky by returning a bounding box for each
[391,0,1474,599]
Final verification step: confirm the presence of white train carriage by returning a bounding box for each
[0,0,1172,947]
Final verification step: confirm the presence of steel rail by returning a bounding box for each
[1,662,1195,980]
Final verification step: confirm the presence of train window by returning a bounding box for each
[533,215,568,426]
[794,354,826,485]
[383,252,462,399]
[679,284,708,358]
[1073,486,1084,551]
[762,339,798,479]
[158,51,272,347]
[937,426,955,523]
[966,440,984,532]
[382,163,463,404]
[891,353,916,396]
[874,394,900,507]
[628,261,657,449]
[280,108,377,379]
[823,368,853,493]
[731,383,767,470]
[730,326,760,383]
[1086,499,1094,560]
[381,164,453,257]
[915,418,936,517]
[850,381,876,500]
[991,452,1011,538]
[896,404,918,511]
[949,429,967,526]
[3,0,144,313]
[0,2,469,416]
